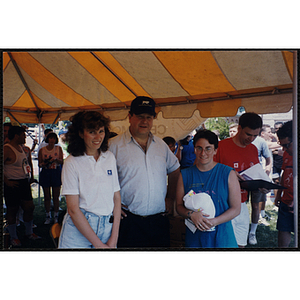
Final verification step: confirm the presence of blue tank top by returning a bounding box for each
[181,163,238,248]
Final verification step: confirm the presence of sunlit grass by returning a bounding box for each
[246,201,295,249]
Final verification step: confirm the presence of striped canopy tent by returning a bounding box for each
[2,50,298,246]
[3,50,294,140]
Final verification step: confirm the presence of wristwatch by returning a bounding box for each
[179,146,183,150]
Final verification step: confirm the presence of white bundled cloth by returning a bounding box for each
[183,190,216,233]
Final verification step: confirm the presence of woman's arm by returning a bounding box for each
[38,148,45,168]
[66,195,109,248]
[208,170,241,228]
[55,146,64,165]
[26,146,35,183]
[106,191,122,248]
[176,173,189,217]
[175,173,212,231]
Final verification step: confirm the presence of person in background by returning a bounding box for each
[4,122,12,144]
[38,132,63,224]
[261,123,284,201]
[5,123,37,226]
[36,128,54,155]
[259,124,282,213]
[58,111,121,248]
[4,126,41,247]
[275,121,294,248]
[21,125,36,184]
[176,129,241,248]
[176,133,196,169]
[229,123,238,137]
[249,127,272,245]
[261,124,283,152]
[214,112,264,248]
[17,127,37,227]
[109,96,180,248]
[163,136,177,154]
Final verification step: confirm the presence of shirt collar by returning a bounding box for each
[125,127,155,144]
[83,151,107,160]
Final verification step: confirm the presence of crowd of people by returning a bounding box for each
[3,96,295,249]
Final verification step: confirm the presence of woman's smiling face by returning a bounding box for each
[194,138,217,167]
[80,126,105,155]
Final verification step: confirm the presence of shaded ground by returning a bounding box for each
[246,202,295,249]
[2,180,295,250]
[3,184,67,250]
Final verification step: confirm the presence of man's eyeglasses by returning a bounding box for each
[278,141,292,149]
[195,146,214,154]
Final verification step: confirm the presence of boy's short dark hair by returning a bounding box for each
[8,126,25,140]
[163,136,176,146]
[277,120,292,141]
[239,112,262,130]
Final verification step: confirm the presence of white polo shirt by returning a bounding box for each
[61,151,120,216]
[109,128,180,216]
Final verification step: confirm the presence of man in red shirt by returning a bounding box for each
[215,112,262,247]
[274,121,294,248]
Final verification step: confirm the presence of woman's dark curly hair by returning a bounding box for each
[66,111,111,156]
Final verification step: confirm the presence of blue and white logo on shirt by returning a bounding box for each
[107,170,112,175]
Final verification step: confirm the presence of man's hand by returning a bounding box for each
[165,197,174,215]
[121,204,128,218]
[235,171,245,181]
[4,179,19,188]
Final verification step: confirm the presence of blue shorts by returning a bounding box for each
[58,208,113,249]
[276,202,294,232]
[39,168,62,187]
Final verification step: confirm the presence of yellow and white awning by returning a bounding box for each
[3,50,294,139]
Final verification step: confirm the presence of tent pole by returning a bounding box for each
[7,111,21,126]
[292,50,298,248]
[51,113,60,127]
[38,123,42,206]
[7,53,41,114]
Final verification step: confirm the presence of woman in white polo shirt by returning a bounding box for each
[58,111,121,249]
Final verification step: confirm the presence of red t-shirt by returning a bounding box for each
[281,152,293,206]
[214,137,259,203]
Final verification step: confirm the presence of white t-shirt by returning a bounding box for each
[61,151,120,216]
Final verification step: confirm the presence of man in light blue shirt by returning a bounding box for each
[109,96,180,248]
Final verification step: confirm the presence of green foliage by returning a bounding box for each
[205,117,230,140]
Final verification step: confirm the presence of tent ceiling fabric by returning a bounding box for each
[3,50,294,129]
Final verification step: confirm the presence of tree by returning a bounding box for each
[205,117,230,140]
